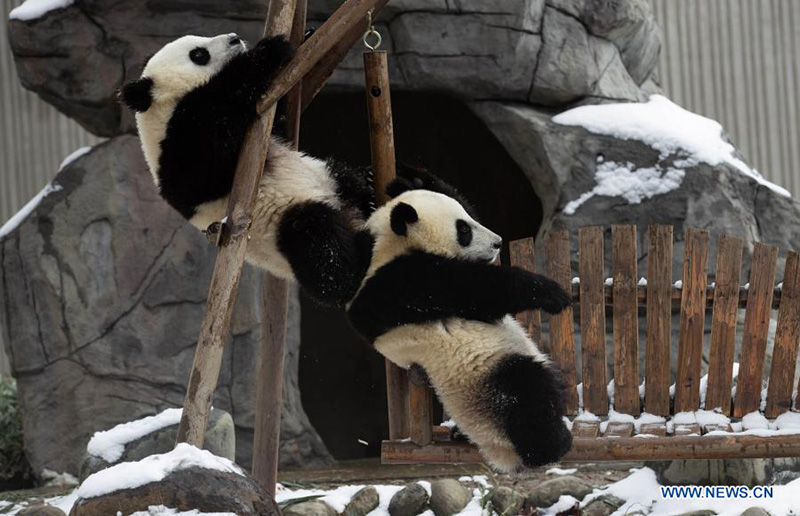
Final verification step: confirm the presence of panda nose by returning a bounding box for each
[229,35,242,46]
[492,240,502,250]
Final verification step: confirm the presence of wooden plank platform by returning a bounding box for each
[382,433,800,463]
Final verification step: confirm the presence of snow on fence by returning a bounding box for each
[382,225,800,464]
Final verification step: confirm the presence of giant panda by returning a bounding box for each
[347,184,574,472]
[120,33,373,306]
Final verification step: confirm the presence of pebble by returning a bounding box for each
[389,483,430,516]
[429,479,471,516]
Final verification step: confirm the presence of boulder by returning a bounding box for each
[740,508,770,516]
[526,476,593,508]
[8,0,658,137]
[0,137,331,477]
[388,483,429,516]
[17,505,67,516]
[70,466,278,515]
[79,408,235,482]
[429,479,471,516]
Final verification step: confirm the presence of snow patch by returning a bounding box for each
[546,467,578,476]
[742,411,770,430]
[59,146,93,170]
[130,507,237,516]
[87,408,183,463]
[0,181,63,239]
[9,0,73,20]
[77,443,243,499]
[554,95,790,197]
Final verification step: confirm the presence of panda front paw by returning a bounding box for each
[252,35,295,72]
[537,278,574,315]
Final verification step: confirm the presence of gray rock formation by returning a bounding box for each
[0,137,330,476]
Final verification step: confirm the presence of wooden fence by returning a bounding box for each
[383,225,800,463]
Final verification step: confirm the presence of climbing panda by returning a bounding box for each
[120,33,373,306]
[347,182,574,472]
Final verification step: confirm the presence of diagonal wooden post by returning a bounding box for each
[251,0,307,496]
[176,0,393,448]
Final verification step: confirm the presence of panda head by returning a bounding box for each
[366,190,502,270]
[120,33,245,112]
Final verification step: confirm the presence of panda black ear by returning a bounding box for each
[390,202,418,236]
[119,77,154,112]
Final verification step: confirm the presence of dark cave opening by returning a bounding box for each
[296,91,543,460]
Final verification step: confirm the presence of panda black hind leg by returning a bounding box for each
[485,354,573,468]
[278,201,368,307]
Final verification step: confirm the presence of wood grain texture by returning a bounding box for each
[612,225,640,415]
[382,433,800,463]
[176,0,298,448]
[572,421,600,439]
[734,242,779,417]
[674,228,709,413]
[704,234,743,415]
[579,227,608,415]
[509,238,543,348]
[645,225,673,416]
[545,231,578,414]
[259,0,389,114]
[765,251,800,417]
[251,1,306,493]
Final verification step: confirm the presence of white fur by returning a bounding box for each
[364,190,501,278]
[136,34,245,187]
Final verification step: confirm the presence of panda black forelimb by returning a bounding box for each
[348,251,573,342]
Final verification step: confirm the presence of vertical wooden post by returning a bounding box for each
[674,228,709,413]
[579,227,608,415]
[765,251,800,417]
[645,225,673,416]
[510,238,543,348]
[364,50,428,443]
[176,0,297,448]
[251,0,307,495]
[612,225,639,415]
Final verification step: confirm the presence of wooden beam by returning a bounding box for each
[579,227,608,415]
[612,225,639,415]
[251,0,307,495]
[176,0,298,448]
[765,251,800,417]
[381,434,800,464]
[644,224,672,416]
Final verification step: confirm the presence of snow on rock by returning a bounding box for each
[59,146,93,170]
[693,410,730,428]
[77,443,243,499]
[0,181,62,239]
[87,408,183,463]
[553,95,790,198]
[563,161,685,215]
[9,0,73,20]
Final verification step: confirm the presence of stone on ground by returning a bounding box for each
[282,500,337,516]
[581,494,624,516]
[342,486,379,516]
[69,467,278,516]
[740,508,770,516]
[490,486,525,515]
[526,476,594,508]
[429,479,470,516]
[17,504,66,515]
[388,483,429,516]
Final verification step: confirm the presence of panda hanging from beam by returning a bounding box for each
[120,33,375,307]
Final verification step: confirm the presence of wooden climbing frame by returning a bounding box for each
[382,225,800,463]
[174,0,391,497]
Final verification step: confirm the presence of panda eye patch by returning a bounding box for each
[456,219,473,247]
[189,47,211,66]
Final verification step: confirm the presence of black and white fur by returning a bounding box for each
[120,34,373,306]
[347,184,574,472]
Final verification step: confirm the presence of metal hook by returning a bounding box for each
[363,9,382,51]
